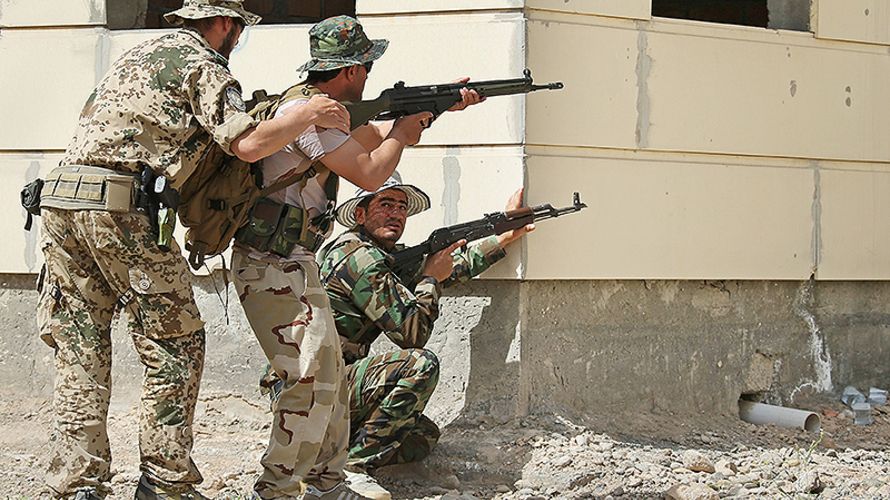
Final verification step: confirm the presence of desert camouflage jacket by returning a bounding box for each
[62,28,257,188]
[318,229,506,364]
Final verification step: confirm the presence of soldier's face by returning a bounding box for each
[356,189,409,249]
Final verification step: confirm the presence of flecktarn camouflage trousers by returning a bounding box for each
[38,208,206,498]
[232,250,349,498]
[346,348,441,470]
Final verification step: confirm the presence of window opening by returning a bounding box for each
[108,0,356,30]
[652,0,810,32]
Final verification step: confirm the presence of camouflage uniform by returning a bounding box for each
[38,26,257,497]
[318,229,505,469]
[232,15,390,499]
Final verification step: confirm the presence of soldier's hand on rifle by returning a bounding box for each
[302,94,351,133]
[422,239,466,282]
[390,111,434,146]
[497,188,536,248]
[448,77,485,111]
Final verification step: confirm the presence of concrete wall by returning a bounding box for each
[4,275,888,425]
[2,0,890,425]
[6,2,890,280]
[0,273,520,427]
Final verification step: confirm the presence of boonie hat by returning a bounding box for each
[165,0,261,27]
[336,171,430,228]
[296,15,389,74]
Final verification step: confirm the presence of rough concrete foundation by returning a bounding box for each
[522,280,890,422]
[2,275,888,427]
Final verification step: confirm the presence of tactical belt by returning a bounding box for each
[40,165,139,212]
[234,197,326,256]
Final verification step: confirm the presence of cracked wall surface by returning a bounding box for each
[522,279,890,420]
[4,277,887,422]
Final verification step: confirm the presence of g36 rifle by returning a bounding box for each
[345,69,564,129]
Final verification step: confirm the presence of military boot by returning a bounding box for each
[344,471,391,500]
[72,487,103,500]
[302,482,372,500]
[134,475,208,500]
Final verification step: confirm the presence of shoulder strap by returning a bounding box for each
[255,82,333,197]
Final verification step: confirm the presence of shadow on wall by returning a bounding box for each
[441,280,522,426]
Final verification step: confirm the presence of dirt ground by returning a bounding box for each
[1,389,888,499]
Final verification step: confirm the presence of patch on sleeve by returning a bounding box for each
[226,86,246,112]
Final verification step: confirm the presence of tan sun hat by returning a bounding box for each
[336,171,430,228]
[164,0,261,27]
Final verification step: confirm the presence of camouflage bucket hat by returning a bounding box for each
[165,0,261,27]
[296,15,389,74]
[336,171,430,228]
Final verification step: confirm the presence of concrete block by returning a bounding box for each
[524,147,814,280]
[814,0,890,46]
[357,0,522,15]
[0,154,63,274]
[358,14,526,146]
[0,0,105,27]
[818,165,890,280]
[643,18,890,161]
[527,0,650,20]
[743,352,776,394]
[225,25,310,97]
[0,28,107,150]
[526,13,640,150]
[527,13,890,162]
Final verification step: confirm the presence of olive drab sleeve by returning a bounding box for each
[443,235,507,286]
[186,61,258,155]
[336,244,441,350]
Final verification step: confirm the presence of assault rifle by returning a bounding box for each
[345,69,564,129]
[388,192,587,277]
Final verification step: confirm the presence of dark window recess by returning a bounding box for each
[108,0,356,30]
[652,0,810,31]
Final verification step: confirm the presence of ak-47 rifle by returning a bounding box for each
[388,192,587,277]
[345,69,564,129]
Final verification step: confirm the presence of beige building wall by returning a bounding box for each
[2,1,889,281]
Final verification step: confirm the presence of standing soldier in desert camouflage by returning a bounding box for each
[231,15,483,500]
[35,1,349,498]
[312,175,533,492]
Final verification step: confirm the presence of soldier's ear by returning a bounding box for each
[354,207,366,224]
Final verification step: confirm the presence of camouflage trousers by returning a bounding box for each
[346,348,441,470]
[38,208,206,498]
[232,250,349,498]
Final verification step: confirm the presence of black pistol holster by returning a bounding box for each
[21,179,44,231]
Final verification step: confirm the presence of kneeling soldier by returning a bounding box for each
[317,173,533,481]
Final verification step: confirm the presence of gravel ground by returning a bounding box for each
[2,391,888,499]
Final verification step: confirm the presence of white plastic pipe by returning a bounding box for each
[738,400,821,433]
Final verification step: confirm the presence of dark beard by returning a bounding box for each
[219,25,239,58]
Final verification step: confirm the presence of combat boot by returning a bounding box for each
[344,471,391,500]
[134,475,208,500]
[302,481,373,500]
[72,487,103,500]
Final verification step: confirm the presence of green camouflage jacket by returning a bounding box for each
[63,28,257,187]
[318,229,506,364]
